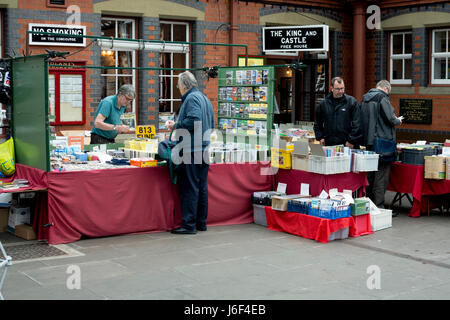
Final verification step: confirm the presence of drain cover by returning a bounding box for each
[1,243,68,262]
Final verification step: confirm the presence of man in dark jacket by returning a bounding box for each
[360,80,402,215]
[168,71,215,234]
[313,77,361,148]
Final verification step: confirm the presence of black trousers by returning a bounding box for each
[178,160,210,231]
[90,132,115,144]
[366,161,392,208]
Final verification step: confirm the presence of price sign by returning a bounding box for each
[136,125,155,139]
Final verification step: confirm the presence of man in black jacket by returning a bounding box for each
[360,80,402,215]
[313,77,361,148]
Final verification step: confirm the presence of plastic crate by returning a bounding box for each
[401,147,435,165]
[351,199,370,216]
[309,155,350,175]
[287,199,310,215]
[253,204,267,227]
[353,213,372,236]
[352,153,379,172]
[328,227,349,241]
[308,205,351,220]
[370,208,392,231]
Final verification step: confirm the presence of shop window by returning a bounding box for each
[431,29,450,84]
[49,61,86,125]
[159,21,190,116]
[390,32,412,84]
[101,17,136,112]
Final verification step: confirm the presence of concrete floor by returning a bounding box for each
[1,190,450,302]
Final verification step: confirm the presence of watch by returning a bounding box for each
[113,125,117,131]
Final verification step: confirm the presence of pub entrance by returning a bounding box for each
[268,58,328,125]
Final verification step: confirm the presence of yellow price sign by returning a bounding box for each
[136,125,155,139]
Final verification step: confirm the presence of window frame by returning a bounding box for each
[49,61,87,126]
[159,20,191,114]
[431,28,450,85]
[46,0,67,9]
[100,16,137,113]
[389,31,412,85]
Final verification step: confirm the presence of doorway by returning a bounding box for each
[268,58,328,125]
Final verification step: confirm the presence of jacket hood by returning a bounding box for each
[362,88,386,103]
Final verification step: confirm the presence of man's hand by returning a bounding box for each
[345,141,354,149]
[166,120,175,131]
[319,139,325,146]
[117,124,130,134]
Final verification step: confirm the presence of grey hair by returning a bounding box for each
[376,80,391,93]
[331,76,344,87]
[118,84,136,99]
[178,71,198,90]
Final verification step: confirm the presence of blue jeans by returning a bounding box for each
[178,160,210,231]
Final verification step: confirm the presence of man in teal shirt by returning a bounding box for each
[91,84,135,144]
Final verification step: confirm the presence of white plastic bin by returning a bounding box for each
[328,227,349,241]
[253,204,267,227]
[370,208,392,231]
[309,155,350,175]
[352,153,379,172]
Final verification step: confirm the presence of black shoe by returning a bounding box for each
[392,211,399,217]
[171,227,197,235]
[197,225,207,231]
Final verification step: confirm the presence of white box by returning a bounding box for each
[0,192,12,207]
[370,208,392,231]
[7,206,31,233]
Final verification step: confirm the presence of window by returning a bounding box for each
[101,17,136,112]
[432,29,450,84]
[49,61,86,125]
[159,21,190,115]
[390,32,412,84]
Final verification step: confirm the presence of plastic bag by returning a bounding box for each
[0,137,15,176]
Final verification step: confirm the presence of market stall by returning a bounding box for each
[7,162,274,245]
[388,162,450,217]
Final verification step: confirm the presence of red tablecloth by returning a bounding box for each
[6,162,274,244]
[265,207,359,243]
[388,162,450,217]
[276,169,368,196]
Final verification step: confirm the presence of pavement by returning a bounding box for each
[1,191,450,302]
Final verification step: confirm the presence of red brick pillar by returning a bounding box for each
[229,0,239,66]
[353,1,366,102]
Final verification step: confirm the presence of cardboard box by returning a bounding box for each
[0,207,9,232]
[272,194,310,211]
[424,156,446,180]
[14,224,36,240]
[446,157,450,180]
[7,206,30,233]
[60,130,91,145]
[130,158,158,168]
[292,140,310,171]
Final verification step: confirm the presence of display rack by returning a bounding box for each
[217,66,275,148]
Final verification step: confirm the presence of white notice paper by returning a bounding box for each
[319,190,328,199]
[300,183,309,196]
[277,183,287,194]
[328,188,338,198]
[415,140,427,145]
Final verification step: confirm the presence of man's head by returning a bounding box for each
[177,71,198,95]
[330,77,345,98]
[117,84,135,107]
[376,80,391,95]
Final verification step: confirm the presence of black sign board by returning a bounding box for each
[29,23,86,47]
[399,99,432,124]
[263,25,328,52]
